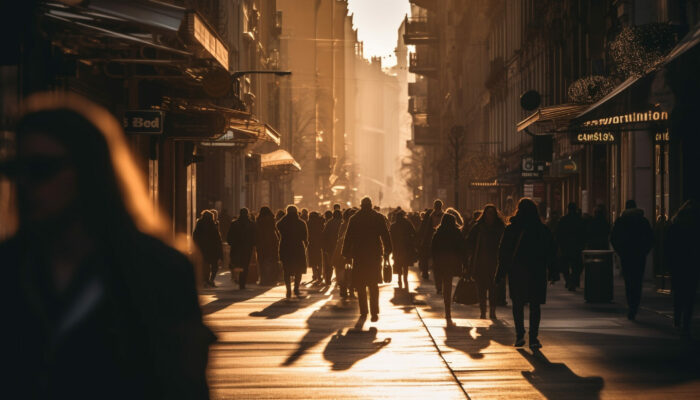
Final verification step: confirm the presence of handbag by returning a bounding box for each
[344,262,353,287]
[453,276,479,305]
[382,257,392,283]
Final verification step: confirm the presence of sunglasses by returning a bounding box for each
[0,156,73,182]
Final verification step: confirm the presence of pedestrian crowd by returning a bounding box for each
[192,191,700,347]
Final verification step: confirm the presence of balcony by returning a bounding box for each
[409,52,437,77]
[413,125,438,145]
[403,17,437,45]
[408,80,427,97]
[409,0,436,11]
[408,96,428,115]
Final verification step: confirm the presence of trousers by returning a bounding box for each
[357,284,379,316]
[512,301,541,340]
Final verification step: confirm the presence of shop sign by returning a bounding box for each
[654,129,670,143]
[521,155,544,178]
[571,131,618,144]
[192,14,229,70]
[581,110,668,128]
[122,110,163,134]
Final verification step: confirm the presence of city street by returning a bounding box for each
[200,269,700,399]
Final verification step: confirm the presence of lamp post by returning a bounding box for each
[449,125,465,209]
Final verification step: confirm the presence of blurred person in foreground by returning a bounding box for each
[496,198,556,350]
[0,92,214,399]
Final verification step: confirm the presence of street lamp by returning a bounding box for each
[449,125,465,209]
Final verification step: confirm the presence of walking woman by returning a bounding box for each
[496,198,555,349]
[256,206,280,286]
[333,208,356,298]
[277,206,309,299]
[307,212,325,283]
[431,210,466,327]
[465,204,505,319]
[1,92,213,398]
[390,210,417,290]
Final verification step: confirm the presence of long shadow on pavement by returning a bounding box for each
[518,349,604,400]
[201,285,273,315]
[323,327,391,370]
[248,283,332,319]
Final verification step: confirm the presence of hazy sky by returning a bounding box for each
[347,0,411,67]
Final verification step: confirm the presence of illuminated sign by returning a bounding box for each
[192,14,229,70]
[655,130,670,143]
[122,110,163,134]
[572,131,618,144]
[582,110,669,127]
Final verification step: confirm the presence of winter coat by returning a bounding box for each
[255,215,280,265]
[322,217,342,255]
[556,212,586,255]
[307,216,324,267]
[193,217,222,264]
[465,220,505,285]
[4,231,215,399]
[226,216,257,268]
[342,208,392,287]
[277,214,308,274]
[665,202,700,285]
[390,216,417,267]
[496,218,556,305]
[431,225,466,277]
[610,208,653,262]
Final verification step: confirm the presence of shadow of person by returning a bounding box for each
[390,287,414,307]
[323,327,391,371]
[518,349,604,400]
[444,325,494,359]
[202,286,272,315]
[249,294,326,319]
[282,295,357,366]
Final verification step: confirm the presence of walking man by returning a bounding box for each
[227,208,257,289]
[611,200,653,320]
[556,202,586,290]
[342,197,392,322]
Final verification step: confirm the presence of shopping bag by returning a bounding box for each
[382,258,392,283]
[453,276,479,305]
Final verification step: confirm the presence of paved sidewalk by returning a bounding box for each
[200,268,700,399]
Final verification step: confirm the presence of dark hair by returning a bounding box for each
[476,204,505,226]
[509,198,540,226]
[625,200,637,209]
[259,206,274,218]
[333,210,342,219]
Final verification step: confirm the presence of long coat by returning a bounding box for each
[390,216,417,267]
[496,218,555,305]
[306,216,324,267]
[465,220,505,285]
[431,225,465,277]
[226,216,257,269]
[342,208,392,287]
[193,218,222,264]
[322,216,342,255]
[255,215,280,265]
[610,208,653,264]
[277,214,308,274]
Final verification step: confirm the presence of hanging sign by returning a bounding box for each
[122,110,164,134]
[571,131,618,144]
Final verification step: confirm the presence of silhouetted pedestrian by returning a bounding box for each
[275,209,285,221]
[219,208,232,241]
[431,209,466,327]
[465,204,505,319]
[611,200,653,320]
[277,206,309,299]
[342,197,392,322]
[1,93,213,398]
[226,208,256,289]
[256,206,280,286]
[307,211,325,283]
[586,204,610,250]
[417,210,434,281]
[556,202,586,290]
[322,209,342,286]
[390,210,417,290]
[194,210,223,288]
[333,208,355,298]
[665,199,700,336]
[496,198,556,349]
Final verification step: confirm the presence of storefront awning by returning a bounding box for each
[517,104,589,133]
[573,22,700,126]
[260,150,301,172]
[229,120,281,146]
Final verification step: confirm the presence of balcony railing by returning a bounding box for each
[403,17,437,45]
[409,0,436,11]
[409,52,437,76]
[412,125,438,145]
[408,81,427,97]
[408,96,428,114]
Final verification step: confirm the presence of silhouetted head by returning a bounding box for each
[333,210,342,219]
[3,92,167,244]
[360,197,372,210]
[438,212,457,230]
[593,204,606,220]
[239,208,249,218]
[259,206,273,218]
[477,204,504,226]
[567,202,578,214]
[286,205,298,217]
[445,207,463,227]
[200,210,214,222]
[333,203,341,211]
[510,198,540,226]
[433,199,443,211]
[625,200,637,210]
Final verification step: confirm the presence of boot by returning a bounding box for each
[489,308,497,320]
[480,305,487,319]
